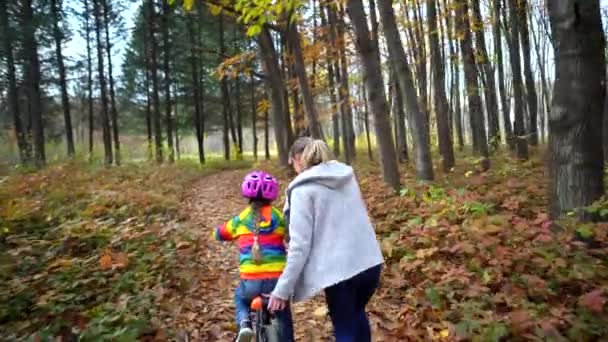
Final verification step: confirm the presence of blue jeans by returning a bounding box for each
[324,264,382,342]
[234,279,295,342]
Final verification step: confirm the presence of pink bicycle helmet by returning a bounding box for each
[242,171,279,201]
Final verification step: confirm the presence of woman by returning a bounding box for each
[267,137,384,342]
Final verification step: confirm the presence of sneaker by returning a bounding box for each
[236,320,254,342]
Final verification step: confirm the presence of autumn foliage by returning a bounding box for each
[1,154,607,341]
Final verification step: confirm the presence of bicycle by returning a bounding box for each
[245,295,280,342]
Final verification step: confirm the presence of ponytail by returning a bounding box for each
[290,137,333,170]
[250,200,264,264]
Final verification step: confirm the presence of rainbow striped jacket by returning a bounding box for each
[214,205,287,280]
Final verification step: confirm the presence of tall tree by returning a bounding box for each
[250,73,258,160]
[470,0,500,148]
[187,12,204,164]
[82,0,95,158]
[1,0,30,164]
[391,75,409,162]
[518,0,539,146]
[378,0,435,180]
[347,0,400,189]
[428,0,454,172]
[102,0,120,164]
[337,5,356,160]
[21,0,46,167]
[455,0,490,170]
[507,0,529,159]
[492,0,513,149]
[147,0,162,163]
[50,0,75,157]
[258,27,290,167]
[547,0,605,219]
[219,13,231,160]
[320,2,340,156]
[93,0,112,165]
[286,20,324,140]
[161,0,174,162]
[442,0,464,150]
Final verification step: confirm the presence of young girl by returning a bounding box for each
[213,171,294,342]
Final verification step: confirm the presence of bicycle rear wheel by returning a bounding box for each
[255,310,267,342]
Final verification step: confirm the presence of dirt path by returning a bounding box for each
[174,170,334,341]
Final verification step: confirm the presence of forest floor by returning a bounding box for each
[1,152,608,341]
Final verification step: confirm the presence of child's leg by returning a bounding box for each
[234,281,250,326]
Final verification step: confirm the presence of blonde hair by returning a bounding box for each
[290,137,332,170]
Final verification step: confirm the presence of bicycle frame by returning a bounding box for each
[249,296,279,342]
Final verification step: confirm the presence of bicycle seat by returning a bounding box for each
[250,296,270,311]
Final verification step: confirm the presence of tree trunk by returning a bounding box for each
[146,0,162,164]
[470,0,500,149]
[258,27,290,167]
[428,0,454,172]
[443,0,464,150]
[264,91,270,161]
[102,0,120,164]
[143,40,153,161]
[547,0,605,219]
[219,13,232,160]
[50,0,75,158]
[1,0,30,164]
[278,37,296,145]
[235,77,244,159]
[196,5,206,163]
[455,0,490,169]
[22,0,46,167]
[93,0,112,165]
[161,0,174,163]
[362,83,373,161]
[287,21,324,140]
[337,5,356,159]
[187,14,204,164]
[84,0,95,159]
[507,0,529,159]
[518,1,539,146]
[530,6,549,143]
[347,0,400,189]
[173,81,180,160]
[250,73,258,161]
[377,0,435,180]
[321,2,340,156]
[392,75,409,162]
[493,0,513,149]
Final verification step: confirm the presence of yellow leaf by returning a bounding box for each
[167,0,175,6]
[247,24,262,37]
[440,329,449,338]
[208,3,222,16]
[47,258,73,270]
[183,0,194,11]
[313,306,328,317]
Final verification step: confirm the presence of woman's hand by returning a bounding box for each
[266,294,287,312]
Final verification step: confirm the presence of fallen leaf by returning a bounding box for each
[177,241,192,250]
[313,306,328,317]
[579,289,606,313]
[113,252,129,269]
[99,253,112,270]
